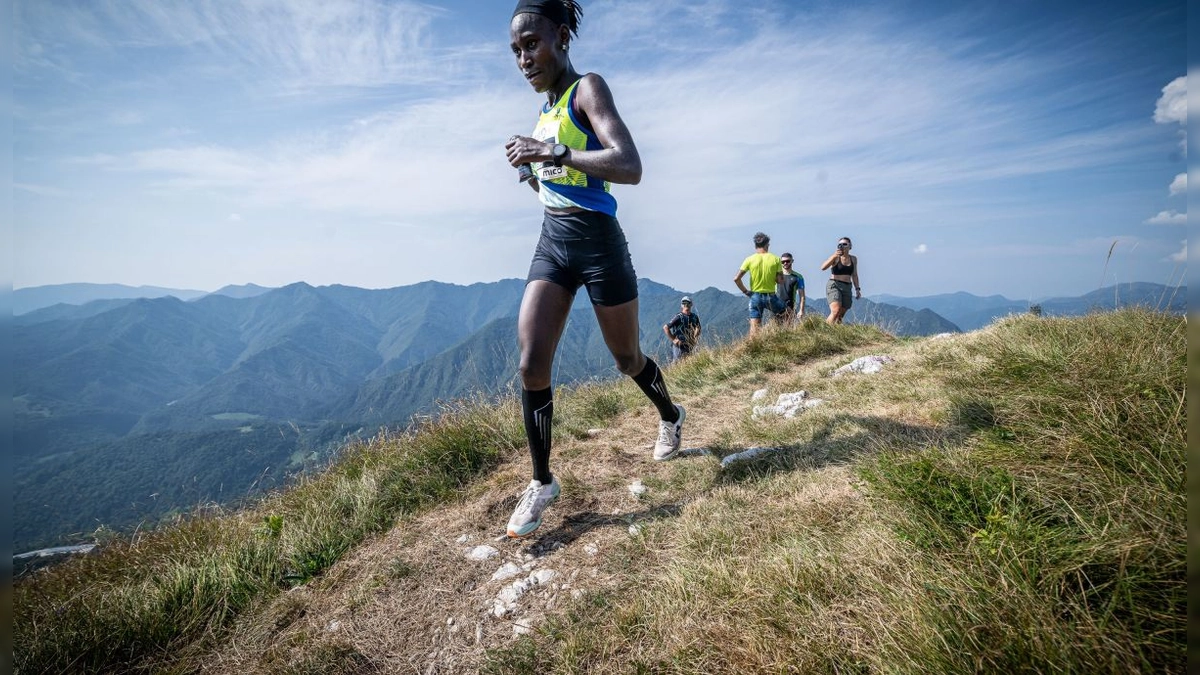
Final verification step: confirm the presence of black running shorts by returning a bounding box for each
[526,210,639,307]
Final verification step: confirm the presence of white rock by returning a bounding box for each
[751,391,817,419]
[628,480,648,497]
[751,388,769,401]
[720,446,780,468]
[513,619,535,636]
[832,355,894,377]
[531,569,558,585]
[467,545,500,561]
[491,599,511,618]
[498,577,535,604]
[456,534,470,544]
[586,428,604,436]
[571,589,585,599]
[492,562,522,581]
[327,620,341,632]
[628,523,644,536]
[584,543,599,556]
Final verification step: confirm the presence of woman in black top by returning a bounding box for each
[820,237,861,325]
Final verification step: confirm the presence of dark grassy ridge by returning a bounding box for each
[13,401,525,674]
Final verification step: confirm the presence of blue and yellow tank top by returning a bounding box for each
[530,77,617,216]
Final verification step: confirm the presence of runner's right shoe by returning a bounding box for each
[653,405,686,461]
[506,476,561,538]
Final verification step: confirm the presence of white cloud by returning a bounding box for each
[1144,210,1186,225]
[229,213,242,222]
[1169,173,1185,196]
[913,244,928,254]
[1169,240,1186,262]
[1153,76,1186,125]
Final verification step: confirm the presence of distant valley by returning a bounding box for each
[12,279,1182,552]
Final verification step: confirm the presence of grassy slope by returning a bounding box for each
[13,309,1185,674]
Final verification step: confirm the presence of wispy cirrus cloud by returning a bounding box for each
[13,183,75,198]
[82,4,1161,238]
[14,0,1186,297]
[16,0,474,91]
[81,84,537,226]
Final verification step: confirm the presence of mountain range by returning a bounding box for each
[13,279,1180,552]
[873,282,1185,331]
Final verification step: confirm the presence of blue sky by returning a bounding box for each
[13,0,1187,299]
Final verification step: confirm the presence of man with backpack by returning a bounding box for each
[663,296,702,362]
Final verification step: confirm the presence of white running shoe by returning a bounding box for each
[506,476,561,538]
[653,405,686,461]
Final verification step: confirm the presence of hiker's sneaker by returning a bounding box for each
[653,405,686,461]
[506,476,561,538]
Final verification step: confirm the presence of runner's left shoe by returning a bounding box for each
[506,476,561,538]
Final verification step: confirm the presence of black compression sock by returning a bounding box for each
[631,358,679,423]
[521,387,554,484]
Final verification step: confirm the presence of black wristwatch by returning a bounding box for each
[551,143,569,166]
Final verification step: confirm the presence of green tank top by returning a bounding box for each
[530,77,617,216]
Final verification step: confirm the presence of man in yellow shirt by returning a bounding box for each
[733,232,786,335]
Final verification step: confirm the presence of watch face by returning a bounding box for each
[553,144,567,159]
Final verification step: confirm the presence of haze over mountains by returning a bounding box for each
[13,279,1182,553]
[874,282,1186,331]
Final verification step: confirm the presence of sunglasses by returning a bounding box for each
[781,259,793,264]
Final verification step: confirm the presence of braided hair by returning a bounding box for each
[512,0,584,37]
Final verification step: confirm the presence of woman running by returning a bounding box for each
[502,0,685,538]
